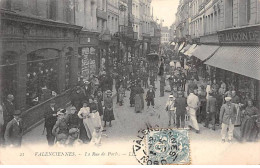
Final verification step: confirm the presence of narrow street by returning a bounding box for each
[19,80,260,165]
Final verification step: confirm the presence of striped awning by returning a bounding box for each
[180,44,191,53]
[204,46,260,80]
[192,45,220,61]
[184,44,197,56]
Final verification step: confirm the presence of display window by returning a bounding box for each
[81,47,97,80]
[26,49,59,108]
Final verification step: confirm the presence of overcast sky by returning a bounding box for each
[151,0,179,28]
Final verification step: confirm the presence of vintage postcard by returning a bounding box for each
[0,0,260,165]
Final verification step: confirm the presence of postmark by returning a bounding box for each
[133,128,190,165]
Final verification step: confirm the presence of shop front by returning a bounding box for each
[1,10,82,132]
[78,31,100,80]
[204,25,260,107]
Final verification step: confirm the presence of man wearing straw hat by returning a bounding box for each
[219,96,237,143]
[165,95,176,127]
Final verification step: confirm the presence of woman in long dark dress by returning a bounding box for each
[103,90,115,127]
[240,99,260,142]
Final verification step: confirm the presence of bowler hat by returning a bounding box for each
[14,110,22,116]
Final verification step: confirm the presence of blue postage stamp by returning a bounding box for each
[146,129,190,165]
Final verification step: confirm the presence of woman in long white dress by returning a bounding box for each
[78,101,93,140]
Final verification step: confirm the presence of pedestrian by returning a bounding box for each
[97,90,104,117]
[149,73,156,88]
[78,100,92,140]
[165,95,176,126]
[71,86,85,111]
[4,110,23,147]
[129,81,136,107]
[231,91,240,104]
[174,91,187,128]
[187,88,200,133]
[92,98,103,131]
[134,84,144,113]
[4,94,15,126]
[146,85,155,110]
[198,85,207,123]
[44,99,57,146]
[240,99,260,142]
[66,106,80,129]
[142,70,149,89]
[103,90,115,127]
[118,85,125,106]
[204,90,217,130]
[219,97,237,143]
[187,77,198,95]
[160,75,165,97]
[52,109,69,140]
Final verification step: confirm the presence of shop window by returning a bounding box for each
[0,51,17,102]
[81,47,97,80]
[26,49,59,108]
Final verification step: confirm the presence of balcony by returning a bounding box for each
[97,8,107,20]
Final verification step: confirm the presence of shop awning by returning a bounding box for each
[192,45,220,61]
[204,46,260,80]
[184,44,197,56]
[178,42,185,51]
[180,44,191,53]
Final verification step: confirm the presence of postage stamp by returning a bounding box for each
[133,128,190,165]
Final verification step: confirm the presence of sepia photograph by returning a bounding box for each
[0,0,259,165]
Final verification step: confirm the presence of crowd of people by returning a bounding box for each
[162,51,260,143]
[0,50,260,148]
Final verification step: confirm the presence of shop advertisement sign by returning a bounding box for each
[81,47,96,79]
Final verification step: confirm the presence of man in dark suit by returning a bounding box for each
[4,94,15,126]
[205,91,217,130]
[174,91,187,128]
[44,100,57,146]
[4,110,23,147]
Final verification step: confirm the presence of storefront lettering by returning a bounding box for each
[219,30,260,43]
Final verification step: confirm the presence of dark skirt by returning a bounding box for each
[103,108,115,122]
[240,116,259,141]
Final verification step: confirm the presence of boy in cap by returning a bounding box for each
[219,97,237,143]
[52,109,69,139]
[4,110,23,147]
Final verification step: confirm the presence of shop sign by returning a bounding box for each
[218,26,260,44]
[81,47,96,79]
